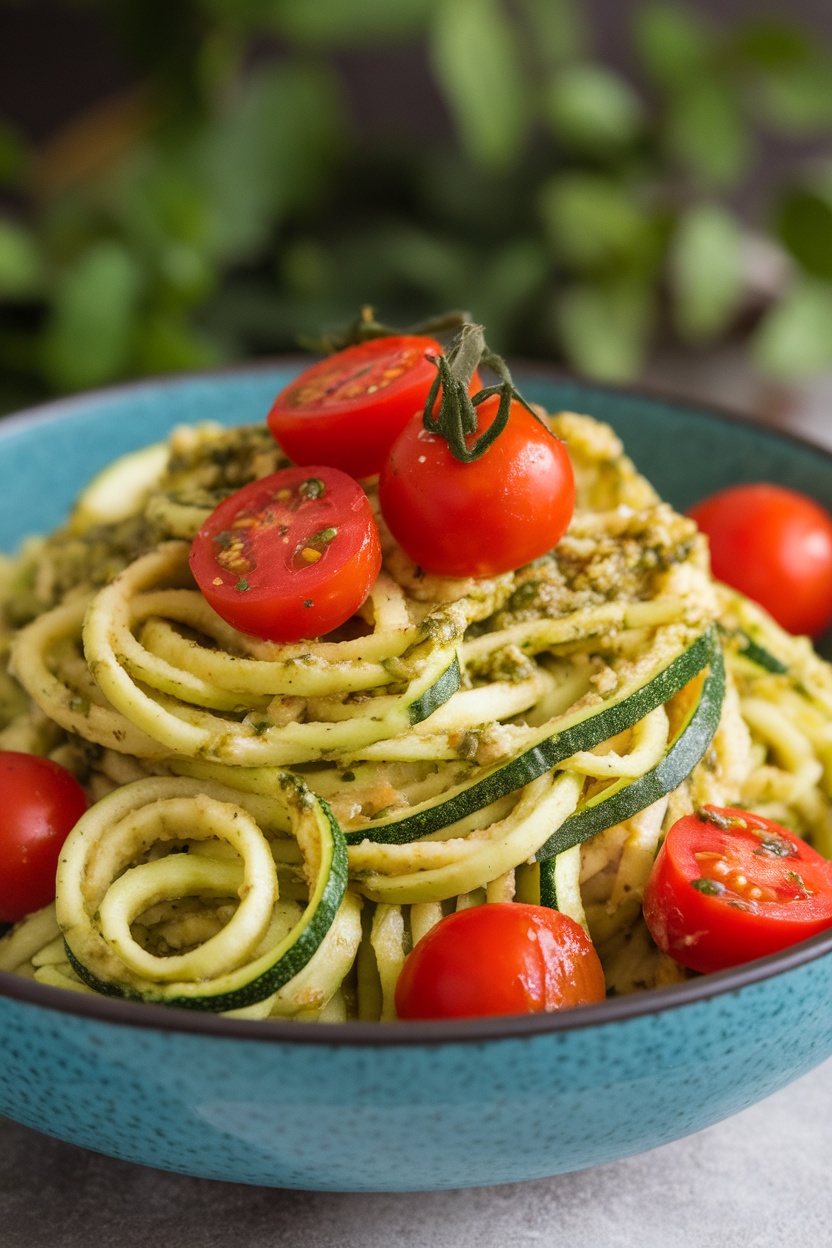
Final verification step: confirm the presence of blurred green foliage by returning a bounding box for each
[1,0,832,411]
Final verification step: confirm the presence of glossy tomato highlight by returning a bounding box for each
[689,483,832,638]
[643,806,832,973]
[379,397,575,579]
[190,466,381,643]
[0,751,89,923]
[268,335,476,479]
[394,903,606,1020]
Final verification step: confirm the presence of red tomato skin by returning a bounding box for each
[268,336,473,479]
[688,483,832,638]
[189,466,381,643]
[643,806,832,974]
[394,903,606,1021]
[378,398,576,579]
[0,751,88,923]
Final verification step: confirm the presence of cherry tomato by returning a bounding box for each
[643,806,832,974]
[394,903,606,1020]
[190,466,381,643]
[268,336,480,479]
[688,483,832,638]
[0,751,89,923]
[379,397,575,579]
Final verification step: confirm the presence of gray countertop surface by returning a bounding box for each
[3,372,831,1248]
[2,1055,831,1247]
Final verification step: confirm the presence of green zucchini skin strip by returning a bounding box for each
[538,847,586,924]
[407,655,460,725]
[538,856,558,909]
[345,627,719,847]
[535,636,725,862]
[734,629,788,675]
[63,791,350,1013]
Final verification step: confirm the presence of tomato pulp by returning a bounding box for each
[0,751,89,923]
[268,335,466,479]
[394,902,606,1020]
[190,466,381,643]
[688,483,832,638]
[643,806,832,973]
[379,397,575,579]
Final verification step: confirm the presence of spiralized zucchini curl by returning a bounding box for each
[48,774,357,1018]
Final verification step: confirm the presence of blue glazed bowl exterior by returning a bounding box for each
[1,366,832,1190]
[1,946,832,1190]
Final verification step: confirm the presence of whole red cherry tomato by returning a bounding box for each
[379,397,575,579]
[688,483,832,638]
[394,902,606,1020]
[0,751,89,923]
[267,336,479,479]
[643,806,832,974]
[190,466,381,643]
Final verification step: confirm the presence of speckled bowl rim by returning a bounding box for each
[2,360,832,1048]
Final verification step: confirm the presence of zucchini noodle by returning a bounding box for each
[3,410,832,1017]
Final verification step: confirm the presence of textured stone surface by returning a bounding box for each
[1,1056,830,1247]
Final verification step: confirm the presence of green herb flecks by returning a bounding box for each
[754,835,796,858]
[691,877,726,896]
[696,807,747,832]
[788,870,811,898]
[299,478,325,501]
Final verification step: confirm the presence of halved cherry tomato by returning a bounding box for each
[0,751,89,923]
[643,806,832,974]
[688,483,832,638]
[378,397,575,579]
[189,466,381,643]
[394,903,606,1020]
[268,336,479,479]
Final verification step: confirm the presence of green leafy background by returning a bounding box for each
[1,0,831,413]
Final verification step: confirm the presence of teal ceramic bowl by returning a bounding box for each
[2,366,832,1191]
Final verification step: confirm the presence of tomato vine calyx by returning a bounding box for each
[300,304,471,355]
[422,323,543,464]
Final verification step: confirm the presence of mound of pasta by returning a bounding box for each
[2,409,832,1021]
